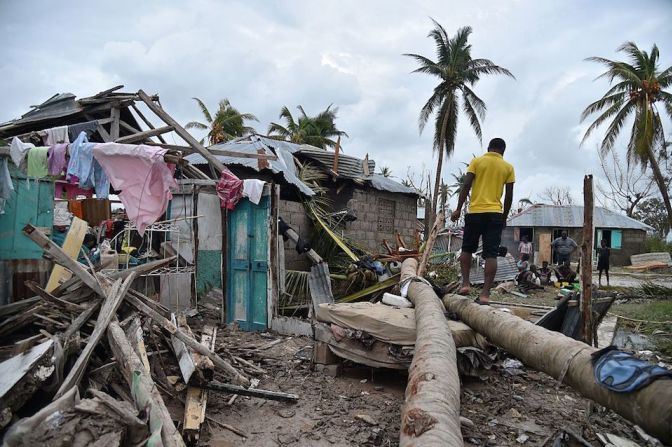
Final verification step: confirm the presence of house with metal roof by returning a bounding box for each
[186,135,420,270]
[502,204,653,266]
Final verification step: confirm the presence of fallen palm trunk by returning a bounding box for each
[399,258,462,447]
[442,294,672,445]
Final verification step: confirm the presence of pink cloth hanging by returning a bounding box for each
[92,143,177,235]
[216,167,243,210]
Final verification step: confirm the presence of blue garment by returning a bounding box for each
[0,157,15,214]
[66,131,109,198]
[592,346,672,393]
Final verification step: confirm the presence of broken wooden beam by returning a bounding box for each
[204,381,299,403]
[107,320,185,447]
[581,174,594,345]
[45,216,88,292]
[442,293,672,445]
[54,273,136,399]
[25,281,86,313]
[125,293,249,386]
[399,258,462,447]
[183,325,217,443]
[115,125,174,144]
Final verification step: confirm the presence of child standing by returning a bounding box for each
[597,239,610,287]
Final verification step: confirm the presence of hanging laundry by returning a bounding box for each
[47,143,68,176]
[66,131,109,198]
[216,167,243,210]
[9,137,34,168]
[242,179,265,205]
[92,143,177,235]
[26,147,49,178]
[0,157,15,214]
[54,182,94,200]
[67,120,98,141]
[44,126,70,145]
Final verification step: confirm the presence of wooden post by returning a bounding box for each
[332,136,341,175]
[110,106,120,141]
[581,175,594,345]
[136,90,226,174]
[131,103,168,144]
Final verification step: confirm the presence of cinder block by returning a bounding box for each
[313,341,339,364]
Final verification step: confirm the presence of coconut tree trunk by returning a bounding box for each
[442,294,672,445]
[400,259,463,447]
[428,147,444,237]
[646,146,672,229]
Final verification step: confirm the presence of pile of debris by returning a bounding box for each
[0,225,296,446]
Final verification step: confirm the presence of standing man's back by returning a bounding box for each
[451,138,515,304]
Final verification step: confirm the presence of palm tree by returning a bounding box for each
[268,105,348,150]
[405,21,514,230]
[581,42,672,227]
[185,98,258,145]
[379,166,393,177]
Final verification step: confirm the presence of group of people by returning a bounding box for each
[452,138,611,304]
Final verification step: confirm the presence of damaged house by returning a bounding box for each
[502,204,653,266]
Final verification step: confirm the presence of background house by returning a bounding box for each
[503,204,653,266]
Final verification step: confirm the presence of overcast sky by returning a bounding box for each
[1,0,670,209]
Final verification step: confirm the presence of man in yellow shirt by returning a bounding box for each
[450,138,515,304]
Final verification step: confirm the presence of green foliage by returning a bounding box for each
[644,234,672,253]
[634,198,670,237]
[185,97,258,145]
[268,105,348,150]
[405,23,514,224]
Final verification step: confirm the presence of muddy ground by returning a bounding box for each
[164,326,649,447]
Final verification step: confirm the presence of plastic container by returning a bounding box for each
[382,293,413,308]
[100,250,119,269]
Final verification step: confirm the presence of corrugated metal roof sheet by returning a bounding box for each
[369,174,418,195]
[507,205,652,231]
[469,255,519,284]
[184,137,316,197]
[185,135,418,197]
[296,147,375,180]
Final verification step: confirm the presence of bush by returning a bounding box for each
[645,235,672,254]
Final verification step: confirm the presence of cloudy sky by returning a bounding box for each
[1,0,670,209]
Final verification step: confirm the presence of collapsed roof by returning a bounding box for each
[507,204,653,231]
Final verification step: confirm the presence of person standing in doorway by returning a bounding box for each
[518,235,533,260]
[451,138,515,305]
[597,238,610,287]
[551,231,577,265]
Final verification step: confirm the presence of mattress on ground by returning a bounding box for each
[316,301,485,348]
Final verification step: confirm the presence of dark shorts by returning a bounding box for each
[461,213,504,259]
[598,259,609,271]
[557,253,571,265]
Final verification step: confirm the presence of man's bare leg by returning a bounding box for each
[458,251,472,295]
[480,257,498,303]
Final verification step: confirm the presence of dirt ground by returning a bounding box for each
[166,326,648,447]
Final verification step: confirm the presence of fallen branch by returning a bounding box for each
[204,381,299,402]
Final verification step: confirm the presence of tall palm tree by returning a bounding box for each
[268,105,348,150]
[581,42,672,227]
[405,21,514,230]
[185,98,258,145]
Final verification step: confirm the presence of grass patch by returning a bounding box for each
[611,300,672,356]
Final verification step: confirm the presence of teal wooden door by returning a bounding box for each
[227,196,269,331]
[0,177,54,260]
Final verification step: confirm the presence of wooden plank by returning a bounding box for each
[107,320,186,447]
[125,293,249,385]
[204,381,299,402]
[131,104,168,144]
[25,281,85,313]
[171,314,197,384]
[143,141,278,160]
[538,232,552,264]
[137,89,226,173]
[115,125,174,144]
[110,106,120,140]
[581,174,594,345]
[183,325,217,442]
[54,273,136,399]
[0,339,53,398]
[45,217,88,292]
[126,316,150,373]
[119,120,141,135]
[417,212,445,277]
[96,123,112,142]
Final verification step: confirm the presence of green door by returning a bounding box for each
[0,177,54,260]
[227,196,269,331]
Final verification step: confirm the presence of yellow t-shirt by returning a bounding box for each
[466,151,515,213]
